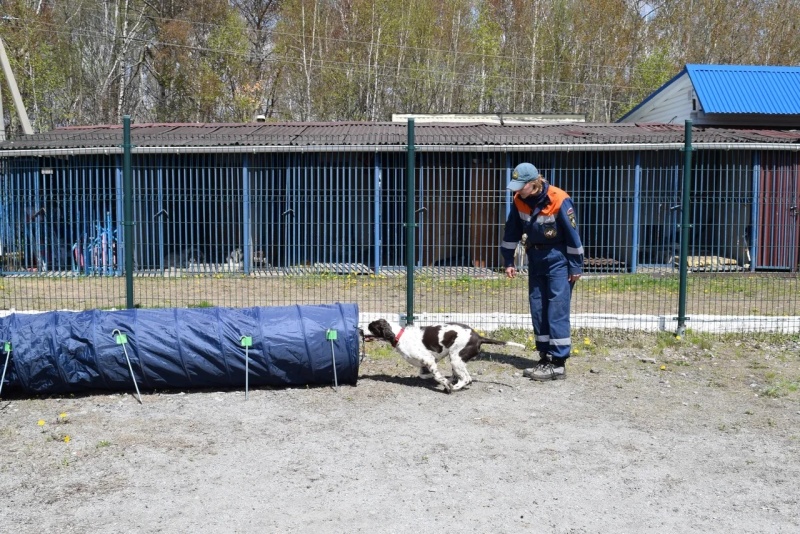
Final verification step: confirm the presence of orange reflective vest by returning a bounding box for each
[513,185,570,219]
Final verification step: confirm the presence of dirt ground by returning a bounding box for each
[1,330,799,534]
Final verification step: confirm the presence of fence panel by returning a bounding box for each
[0,152,127,309]
[0,133,798,335]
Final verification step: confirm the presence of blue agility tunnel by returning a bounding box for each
[0,303,360,395]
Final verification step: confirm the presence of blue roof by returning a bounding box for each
[686,64,800,115]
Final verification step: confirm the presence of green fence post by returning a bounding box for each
[405,118,416,326]
[123,116,134,309]
[677,120,693,335]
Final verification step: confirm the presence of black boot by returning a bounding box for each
[527,356,566,381]
[523,352,551,378]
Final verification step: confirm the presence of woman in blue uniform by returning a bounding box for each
[500,163,584,381]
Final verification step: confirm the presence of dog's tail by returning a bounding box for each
[480,337,525,349]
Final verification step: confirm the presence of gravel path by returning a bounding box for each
[2,336,799,533]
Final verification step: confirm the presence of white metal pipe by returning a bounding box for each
[0,37,33,135]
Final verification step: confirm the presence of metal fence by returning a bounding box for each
[1,122,798,334]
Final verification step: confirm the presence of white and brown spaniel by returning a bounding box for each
[367,319,524,393]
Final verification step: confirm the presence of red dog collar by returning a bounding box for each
[393,327,405,347]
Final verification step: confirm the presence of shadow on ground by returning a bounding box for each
[476,350,536,370]
[358,373,445,392]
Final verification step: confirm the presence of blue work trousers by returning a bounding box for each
[527,246,574,359]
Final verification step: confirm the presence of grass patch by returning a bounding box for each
[718,331,800,345]
[762,379,800,398]
[655,331,683,353]
[584,274,680,294]
[364,343,396,360]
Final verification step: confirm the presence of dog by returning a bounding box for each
[227,248,243,270]
[165,248,204,269]
[367,318,525,393]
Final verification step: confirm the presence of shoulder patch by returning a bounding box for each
[566,207,574,215]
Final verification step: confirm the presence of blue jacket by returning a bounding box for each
[500,182,584,275]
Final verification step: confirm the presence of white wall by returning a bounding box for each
[620,74,694,124]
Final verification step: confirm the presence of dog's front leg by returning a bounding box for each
[449,356,472,391]
[424,360,452,393]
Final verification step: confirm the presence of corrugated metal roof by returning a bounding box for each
[686,64,800,115]
[1,121,799,152]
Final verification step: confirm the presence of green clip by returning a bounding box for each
[326,329,338,341]
[115,333,128,345]
[241,336,253,348]
[3,341,10,352]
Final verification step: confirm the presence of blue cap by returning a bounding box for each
[508,163,539,191]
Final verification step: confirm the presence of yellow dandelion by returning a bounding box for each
[660,365,666,371]
[583,338,591,346]
[38,420,45,426]
[63,435,70,443]
[59,412,67,419]
[527,335,534,342]
[573,349,580,355]
[675,335,682,340]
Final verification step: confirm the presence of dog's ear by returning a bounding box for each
[379,320,392,339]
[367,320,380,336]
[373,320,385,336]
[368,319,395,343]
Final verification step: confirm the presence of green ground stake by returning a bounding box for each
[326,329,339,390]
[241,336,252,400]
[0,342,11,398]
[112,329,141,404]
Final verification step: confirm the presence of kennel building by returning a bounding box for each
[1,122,798,280]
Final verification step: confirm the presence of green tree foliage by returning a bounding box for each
[621,48,676,117]
[0,0,71,133]
[1,0,798,131]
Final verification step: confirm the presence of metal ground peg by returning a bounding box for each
[112,329,142,404]
[240,336,253,400]
[326,329,339,391]
[0,341,11,398]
